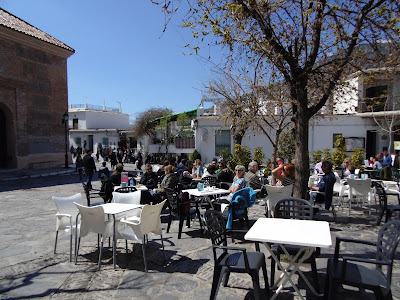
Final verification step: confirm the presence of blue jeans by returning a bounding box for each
[86,171,94,189]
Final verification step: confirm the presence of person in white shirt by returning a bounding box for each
[314,158,326,175]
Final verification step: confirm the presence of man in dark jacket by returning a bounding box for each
[140,164,158,189]
[82,149,96,189]
[309,160,336,210]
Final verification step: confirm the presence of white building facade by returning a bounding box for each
[68,104,130,155]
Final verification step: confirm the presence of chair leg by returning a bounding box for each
[69,232,73,262]
[167,214,173,233]
[210,266,226,300]
[261,260,270,295]
[178,216,185,239]
[142,238,148,272]
[250,271,261,300]
[160,232,166,262]
[54,231,58,254]
[386,210,393,223]
[377,209,384,226]
[98,236,103,270]
[223,270,230,287]
[75,237,81,265]
[310,256,320,293]
[270,255,276,287]
[323,270,330,300]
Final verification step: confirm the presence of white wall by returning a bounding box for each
[68,110,130,130]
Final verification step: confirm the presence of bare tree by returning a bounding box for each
[131,107,172,141]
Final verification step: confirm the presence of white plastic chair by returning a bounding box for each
[333,172,349,208]
[347,178,374,216]
[52,193,83,262]
[112,191,141,204]
[264,185,293,217]
[74,202,114,270]
[117,200,167,272]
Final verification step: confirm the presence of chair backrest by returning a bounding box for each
[139,200,167,235]
[165,188,188,216]
[347,178,372,196]
[373,181,387,210]
[204,210,227,247]
[112,191,141,204]
[203,176,217,187]
[74,202,107,237]
[376,220,400,285]
[266,184,293,208]
[114,186,137,193]
[53,193,83,228]
[274,198,313,220]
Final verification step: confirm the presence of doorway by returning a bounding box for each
[366,130,377,159]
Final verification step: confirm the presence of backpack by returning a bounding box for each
[179,191,191,214]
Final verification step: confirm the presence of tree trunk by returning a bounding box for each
[293,102,310,199]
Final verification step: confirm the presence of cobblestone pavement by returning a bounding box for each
[0,163,399,299]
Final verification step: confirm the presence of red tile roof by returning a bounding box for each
[0,8,74,52]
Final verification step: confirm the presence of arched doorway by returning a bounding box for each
[0,108,7,168]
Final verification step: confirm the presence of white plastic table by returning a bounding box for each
[245,218,332,300]
[100,203,143,268]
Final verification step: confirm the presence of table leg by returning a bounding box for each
[113,215,116,269]
[266,243,321,300]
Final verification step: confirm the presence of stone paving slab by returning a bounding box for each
[0,166,399,299]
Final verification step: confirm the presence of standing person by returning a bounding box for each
[309,160,336,210]
[174,155,180,168]
[382,151,392,167]
[272,163,295,186]
[82,149,96,189]
[245,160,262,190]
[109,151,117,170]
[75,154,84,181]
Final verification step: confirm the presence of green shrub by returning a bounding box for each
[351,148,366,169]
[253,147,266,165]
[323,148,332,161]
[331,135,347,168]
[190,149,201,161]
[310,150,322,165]
[230,144,252,170]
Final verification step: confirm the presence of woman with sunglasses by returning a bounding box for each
[229,165,247,193]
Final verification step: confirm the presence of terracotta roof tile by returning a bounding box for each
[0,8,74,52]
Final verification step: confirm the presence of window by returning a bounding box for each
[215,130,231,156]
[73,118,78,129]
[102,138,109,147]
[363,86,387,112]
[75,137,81,147]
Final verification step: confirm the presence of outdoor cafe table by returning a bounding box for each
[100,203,143,269]
[185,188,231,231]
[245,218,332,300]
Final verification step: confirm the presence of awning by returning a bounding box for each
[152,108,198,122]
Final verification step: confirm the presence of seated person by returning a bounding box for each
[193,159,204,178]
[178,160,194,186]
[155,165,179,192]
[314,158,325,175]
[229,165,247,193]
[214,165,247,210]
[244,160,262,190]
[372,156,382,170]
[109,163,137,186]
[337,158,355,178]
[202,164,218,179]
[309,160,336,210]
[157,160,170,182]
[98,161,110,179]
[217,160,234,183]
[140,164,158,189]
[272,163,295,186]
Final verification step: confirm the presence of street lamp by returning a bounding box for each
[62,112,69,168]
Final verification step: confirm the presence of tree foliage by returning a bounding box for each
[131,107,172,140]
[153,0,400,198]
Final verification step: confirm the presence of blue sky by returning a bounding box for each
[0,0,219,121]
